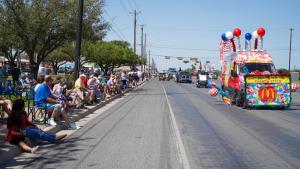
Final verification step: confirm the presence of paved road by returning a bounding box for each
[3,80,180,169]
[3,79,300,169]
[164,81,300,169]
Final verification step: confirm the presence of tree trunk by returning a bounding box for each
[30,64,39,80]
[52,61,58,75]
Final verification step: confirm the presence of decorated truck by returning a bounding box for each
[210,27,297,109]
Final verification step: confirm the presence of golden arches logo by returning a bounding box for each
[258,87,277,102]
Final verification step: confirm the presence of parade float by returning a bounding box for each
[209,27,298,109]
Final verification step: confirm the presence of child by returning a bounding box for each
[6,99,67,153]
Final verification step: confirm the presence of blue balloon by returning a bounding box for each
[221,33,228,41]
[245,33,252,40]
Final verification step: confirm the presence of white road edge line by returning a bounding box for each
[163,85,192,169]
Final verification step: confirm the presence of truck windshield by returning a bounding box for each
[240,63,276,74]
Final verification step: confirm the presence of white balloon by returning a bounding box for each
[252,31,258,39]
[225,31,233,40]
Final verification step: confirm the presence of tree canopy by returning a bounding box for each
[86,41,142,75]
[0,0,108,78]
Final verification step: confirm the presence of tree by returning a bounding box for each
[86,41,139,75]
[0,5,24,71]
[1,0,108,78]
[44,48,72,75]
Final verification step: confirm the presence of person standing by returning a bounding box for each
[12,64,21,87]
[0,64,8,86]
[38,63,47,76]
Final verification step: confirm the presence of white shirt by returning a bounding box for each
[38,66,47,76]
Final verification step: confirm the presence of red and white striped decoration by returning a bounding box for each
[209,87,219,96]
[236,57,245,65]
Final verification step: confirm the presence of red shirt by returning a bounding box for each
[6,111,36,143]
[82,76,88,88]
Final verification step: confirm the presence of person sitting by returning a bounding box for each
[107,75,117,95]
[34,76,72,127]
[19,74,31,89]
[87,74,101,103]
[74,74,90,108]
[6,99,67,153]
[53,78,70,112]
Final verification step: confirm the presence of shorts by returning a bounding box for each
[46,103,62,114]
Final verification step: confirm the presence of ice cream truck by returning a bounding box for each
[216,27,295,109]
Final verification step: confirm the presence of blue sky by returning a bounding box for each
[103,0,300,72]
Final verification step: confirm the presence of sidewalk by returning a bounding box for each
[0,81,145,165]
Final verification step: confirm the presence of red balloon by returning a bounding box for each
[233,28,241,37]
[257,27,266,37]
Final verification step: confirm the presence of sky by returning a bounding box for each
[103,0,300,72]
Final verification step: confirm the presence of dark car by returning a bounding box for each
[177,72,192,83]
[159,73,166,81]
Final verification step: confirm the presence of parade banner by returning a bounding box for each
[244,75,291,108]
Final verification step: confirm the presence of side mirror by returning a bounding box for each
[231,70,238,77]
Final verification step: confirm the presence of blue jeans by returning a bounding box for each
[23,127,56,143]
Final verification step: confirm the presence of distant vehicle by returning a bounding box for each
[196,71,209,88]
[208,72,218,79]
[159,73,166,81]
[167,68,177,80]
[177,72,192,83]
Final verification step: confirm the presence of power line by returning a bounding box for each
[118,0,131,16]
[149,45,219,51]
[126,0,135,11]
[104,9,127,41]
[131,0,139,10]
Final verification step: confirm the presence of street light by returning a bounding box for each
[74,0,84,80]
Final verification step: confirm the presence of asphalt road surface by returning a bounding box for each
[3,79,300,169]
[164,80,300,169]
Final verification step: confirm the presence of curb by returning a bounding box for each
[0,81,145,165]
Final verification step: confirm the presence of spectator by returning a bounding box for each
[121,70,128,89]
[53,78,70,112]
[12,63,21,87]
[6,99,67,153]
[87,74,100,102]
[74,74,90,108]
[107,75,118,95]
[19,74,31,88]
[34,75,45,92]
[34,76,73,127]
[0,64,8,86]
[0,96,12,117]
[38,63,47,76]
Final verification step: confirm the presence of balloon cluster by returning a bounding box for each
[220,27,266,51]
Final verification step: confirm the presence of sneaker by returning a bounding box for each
[31,145,39,153]
[68,122,79,130]
[48,119,57,126]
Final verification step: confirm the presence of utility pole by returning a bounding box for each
[140,25,144,58]
[288,28,294,72]
[74,0,84,80]
[148,50,151,77]
[144,33,147,73]
[140,25,144,72]
[132,10,140,54]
